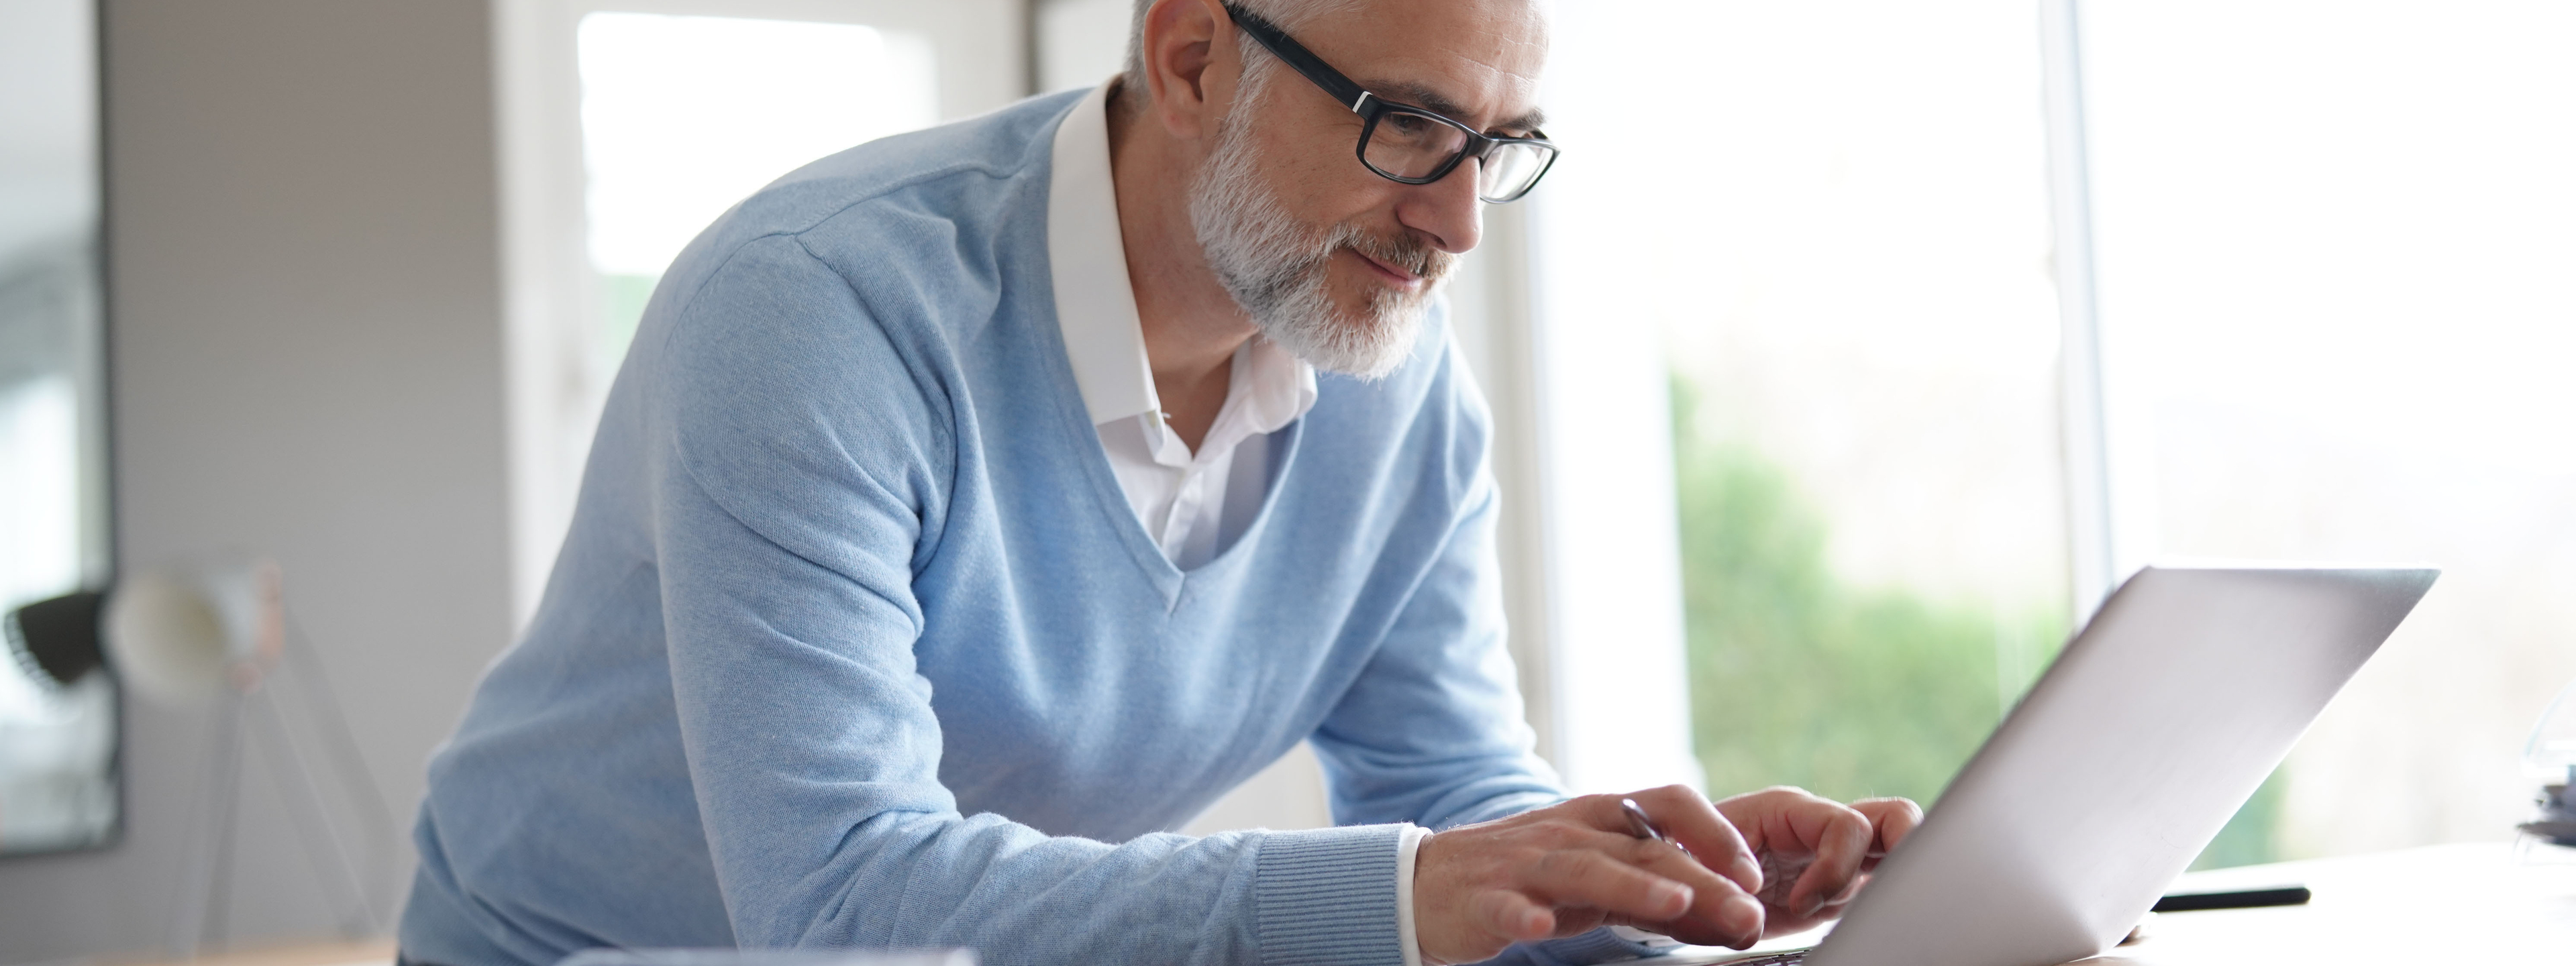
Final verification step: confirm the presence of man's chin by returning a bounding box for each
[1222,248,1444,381]
[1268,300,1425,382]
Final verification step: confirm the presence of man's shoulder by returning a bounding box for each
[754,90,1081,232]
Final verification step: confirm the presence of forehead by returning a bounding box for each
[1282,0,1548,129]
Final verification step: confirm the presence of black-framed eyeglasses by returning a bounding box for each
[1222,2,1559,204]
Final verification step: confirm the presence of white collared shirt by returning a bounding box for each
[1045,82,1433,966]
[1046,81,1317,570]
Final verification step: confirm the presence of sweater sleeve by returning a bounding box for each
[1306,343,1568,831]
[647,234,1408,966]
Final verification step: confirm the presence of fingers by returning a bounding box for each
[1615,835,1764,947]
[1818,871,1867,912]
[1792,805,1871,916]
[1527,845,1697,919]
[1616,785,1761,895]
[1574,790,1765,948]
[1711,787,1887,924]
[1458,787,1922,955]
[1413,796,1771,964]
[1850,797,1924,867]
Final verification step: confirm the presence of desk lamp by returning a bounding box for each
[5,590,109,688]
[103,559,397,955]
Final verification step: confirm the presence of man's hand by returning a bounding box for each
[1713,787,1922,937]
[1408,786,1924,964]
[1410,786,1767,964]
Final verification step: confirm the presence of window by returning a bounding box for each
[0,0,114,854]
[1532,0,2576,868]
[1532,0,2072,809]
[495,0,1021,624]
[2080,0,2576,862]
[576,12,938,361]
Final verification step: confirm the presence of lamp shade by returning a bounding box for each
[4,590,107,688]
[101,560,283,704]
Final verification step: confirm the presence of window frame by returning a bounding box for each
[490,0,1025,627]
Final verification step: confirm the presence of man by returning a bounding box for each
[400,1,1918,964]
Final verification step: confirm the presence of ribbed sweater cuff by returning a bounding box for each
[1253,824,1410,966]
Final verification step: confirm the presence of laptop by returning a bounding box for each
[1655,563,2437,966]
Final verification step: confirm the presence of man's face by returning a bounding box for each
[1189,0,1547,379]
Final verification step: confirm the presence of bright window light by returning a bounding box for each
[0,376,79,616]
[578,12,937,276]
[1538,0,2070,808]
[0,374,113,853]
[576,11,938,358]
[2082,0,2576,861]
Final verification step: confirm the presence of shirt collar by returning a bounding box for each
[1048,80,1157,425]
[1047,80,1317,430]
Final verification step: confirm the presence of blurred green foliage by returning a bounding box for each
[1669,375,2281,869]
[2191,768,2286,870]
[1670,376,2061,806]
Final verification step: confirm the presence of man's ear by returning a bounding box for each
[1139,0,1240,142]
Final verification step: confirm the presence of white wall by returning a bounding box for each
[1033,0,1128,93]
[0,1,515,960]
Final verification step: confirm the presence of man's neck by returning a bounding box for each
[1108,85,1257,453]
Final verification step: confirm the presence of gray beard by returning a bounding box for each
[1186,101,1448,381]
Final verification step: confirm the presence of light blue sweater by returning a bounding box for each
[399,91,1567,966]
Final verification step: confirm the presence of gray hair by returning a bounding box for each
[1119,0,1359,108]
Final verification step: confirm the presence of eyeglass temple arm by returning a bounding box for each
[1221,3,1375,113]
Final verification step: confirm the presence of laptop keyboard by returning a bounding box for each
[1651,952,1808,966]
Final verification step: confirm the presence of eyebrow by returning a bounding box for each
[1368,79,1548,135]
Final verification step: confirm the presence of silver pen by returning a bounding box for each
[1614,798,1690,950]
[1620,797,1673,846]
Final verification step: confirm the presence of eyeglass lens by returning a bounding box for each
[1362,110,1551,201]
[1477,142,1551,201]
[1363,112,1473,180]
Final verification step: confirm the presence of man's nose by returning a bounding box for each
[1395,159,1485,255]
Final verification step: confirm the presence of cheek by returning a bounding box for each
[1251,117,1401,229]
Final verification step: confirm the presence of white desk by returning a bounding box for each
[1677,842,2575,965]
[89,846,2575,966]
[103,938,393,966]
[2075,843,2576,963]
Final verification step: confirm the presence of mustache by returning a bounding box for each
[1337,224,1455,284]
